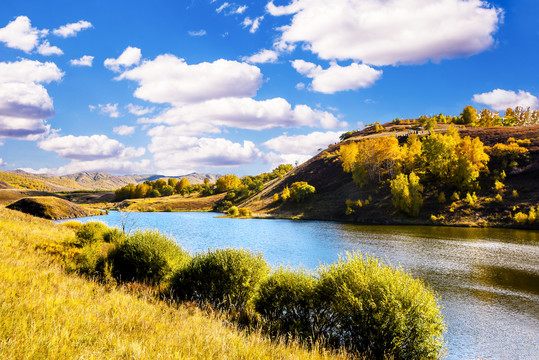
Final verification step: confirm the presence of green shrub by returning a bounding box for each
[315,253,445,359]
[228,206,239,216]
[289,182,316,202]
[255,268,316,338]
[77,241,114,279]
[108,230,190,284]
[171,248,269,311]
[238,207,252,217]
[165,206,173,212]
[103,227,125,243]
[450,191,460,201]
[75,222,109,246]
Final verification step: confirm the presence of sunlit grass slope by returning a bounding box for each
[0,207,347,360]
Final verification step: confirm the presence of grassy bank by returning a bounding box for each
[0,206,347,359]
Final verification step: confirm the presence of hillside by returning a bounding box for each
[240,125,539,228]
[0,206,345,359]
[1,170,220,191]
[6,196,103,220]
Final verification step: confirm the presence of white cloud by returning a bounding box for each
[140,97,344,132]
[242,49,279,64]
[118,54,262,105]
[148,135,261,174]
[0,16,46,53]
[52,20,92,38]
[472,89,539,111]
[235,5,248,14]
[264,152,312,168]
[268,0,502,66]
[0,59,63,84]
[104,46,142,72]
[296,82,305,90]
[291,60,382,93]
[38,134,145,161]
[216,2,230,13]
[113,125,136,135]
[37,40,63,56]
[0,158,6,166]
[262,131,341,154]
[0,59,63,140]
[242,16,263,33]
[92,103,120,118]
[126,103,155,116]
[147,123,221,137]
[188,29,207,36]
[70,55,94,67]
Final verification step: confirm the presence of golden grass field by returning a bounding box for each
[0,206,348,359]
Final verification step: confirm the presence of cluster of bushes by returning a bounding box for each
[115,177,200,201]
[213,165,294,212]
[275,181,316,203]
[227,206,252,217]
[65,222,445,359]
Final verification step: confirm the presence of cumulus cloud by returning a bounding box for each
[0,59,63,84]
[0,16,46,53]
[264,152,312,168]
[148,135,261,174]
[140,97,343,132]
[0,158,6,166]
[52,20,92,38]
[104,46,142,72]
[268,0,502,66]
[38,134,145,161]
[118,54,262,105]
[235,5,248,14]
[188,29,207,36]
[472,89,539,111]
[242,49,279,64]
[126,103,155,116]
[91,103,120,118]
[242,16,263,33]
[291,60,382,93]
[0,59,63,140]
[70,55,94,67]
[113,125,136,135]
[262,131,341,154]
[37,40,63,56]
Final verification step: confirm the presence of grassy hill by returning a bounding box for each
[0,206,347,359]
[6,196,103,220]
[240,125,539,229]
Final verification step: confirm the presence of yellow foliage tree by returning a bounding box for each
[215,174,241,193]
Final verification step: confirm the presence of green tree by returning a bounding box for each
[161,185,174,196]
[289,182,316,202]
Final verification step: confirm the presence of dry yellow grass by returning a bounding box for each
[0,207,348,360]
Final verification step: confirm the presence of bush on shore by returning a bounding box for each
[171,248,270,312]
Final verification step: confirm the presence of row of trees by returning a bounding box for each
[405,105,539,129]
[339,127,530,216]
[115,164,295,203]
[115,177,196,201]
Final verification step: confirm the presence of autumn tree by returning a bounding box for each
[215,174,241,193]
[459,106,478,125]
[390,172,423,216]
[168,178,178,189]
[161,185,174,197]
[176,178,190,194]
[154,179,167,190]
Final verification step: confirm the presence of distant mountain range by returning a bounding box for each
[0,170,220,191]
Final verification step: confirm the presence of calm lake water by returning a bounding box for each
[59,211,539,360]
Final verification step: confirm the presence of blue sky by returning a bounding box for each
[0,0,538,176]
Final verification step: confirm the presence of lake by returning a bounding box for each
[59,211,539,359]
